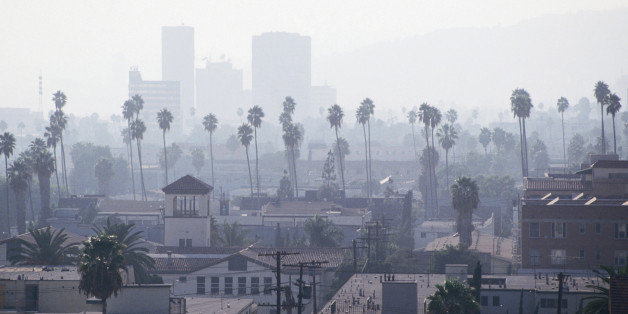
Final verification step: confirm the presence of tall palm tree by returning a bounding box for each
[478,127,492,156]
[202,114,218,189]
[18,151,35,226]
[280,97,297,192]
[583,264,628,314]
[327,104,346,203]
[451,176,480,248]
[607,93,622,155]
[78,233,127,314]
[283,96,296,114]
[0,131,16,237]
[9,227,80,265]
[407,109,418,160]
[282,123,302,197]
[94,158,114,196]
[237,124,254,196]
[247,106,264,199]
[157,108,173,185]
[437,124,458,189]
[121,100,136,200]
[29,139,54,225]
[52,91,69,195]
[8,158,31,234]
[357,105,371,197]
[556,97,569,169]
[594,81,611,154]
[362,98,375,198]
[426,280,480,314]
[304,215,344,247]
[131,94,144,119]
[93,218,155,284]
[510,88,533,177]
[44,124,62,200]
[418,104,434,216]
[131,119,147,201]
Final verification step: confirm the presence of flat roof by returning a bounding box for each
[0,265,80,280]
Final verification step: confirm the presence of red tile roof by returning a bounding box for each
[152,257,221,273]
[162,175,213,195]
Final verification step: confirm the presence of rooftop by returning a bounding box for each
[162,175,213,195]
[263,200,363,216]
[0,265,80,280]
[152,257,221,274]
[423,231,513,262]
[155,246,242,255]
[0,227,87,247]
[185,297,256,313]
[97,199,163,213]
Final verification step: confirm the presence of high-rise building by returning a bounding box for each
[310,85,337,117]
[252,32,311,119]
[128,67,180,129]
[196,60,243,123]
[162,26,194,126]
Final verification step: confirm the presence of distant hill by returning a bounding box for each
[314,8,628,119]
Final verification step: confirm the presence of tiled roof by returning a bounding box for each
[0,227,87,246]
[610,276,628,313]
[162,175,213,195]
[152,257,221,273]
[98,199,164,213]
[155,246,243,255]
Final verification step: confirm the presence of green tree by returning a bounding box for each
[247,106,264,200]
[210,216,222,247]
[594,81,611,153]
[395,191,414,249]
[222,221,249,247]
[327,104,346,203]
[332,137,350,180]
[530,139,550,170]
[437,123,458,189]
[225,134,239,152]
[121,99,137,200]
[131,118,147,201]
[277,170,293,200]
[451,177,479,247]
[357,104,371,197]
[0,120,6,131]
[471,261,482,301]
[191,148,205,176]
[418,103,435,216]
[304,215,344,247]
[78,233,127,314]
[70,142,112,195]
[9,158,31,234]
[478,127,492,156]
[237,124,254,196]
[0,131,16,237]
[568,134,587,166]
[157,108,173,184]
[9,227,80,265]
[556,97,569,168]
[319,150,337,201]
[426,280,480,314]
[93,218,155,284]
[582,264,628,314]
[28,139,54,225]
[363,98,375,199]
[510,88,533,177]
[94,158,114,196]
[202,113,218,188]
[607,93,622,155]
[52,91,69,195]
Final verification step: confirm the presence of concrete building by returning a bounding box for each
[196,60,243,122]
[162,25,194,127]
[163,175,213,247]
[128,67,180,130]
[252,32,311,119]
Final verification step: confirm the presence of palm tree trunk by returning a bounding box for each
[518,118,525,177]
[612,115,617,154]
[254,128,261,210]
[16,188,26,234]
[5,156,9,237]
[561,112,567,170]
[601,105,606,153]
[59,135,69,196]
[334,128,346,205]
[431,128,438,213]
[38,172,51,227]
[411,123,417,161]
[245,146,253,196]
[445,149,449,190]
[27,181,34,227]
[362,124,369,197]
[367,120,372,198]
[522,118,529,177]
[127,123,136,201]
[291,146,298,198]
[53,146,62,202]
[424,126,433,218]
[136,139,146,201]
[102,298,107,314]
[210,132,215,192]
[163,131,169,185]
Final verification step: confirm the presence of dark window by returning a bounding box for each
[225,277,233,295]
[179,276,187,283]
[211,277,219,295]
[529,249,540,266]
[580,250,585,260]
[596,223,601,234]
[579,223,585,234]
[264,277,273,295]
[551,222,566,238]
[492,296,500,306]
[196,277,205,295]
[186,239,192,247]
[251,277,260,295]
[480,296,488,306]
[529,223,540,238]
[179,239,185,247]
[596,250,601,261]
[615,224,627,239]
[547,298,556,308]
[238,277,247,295]
[228,256,248,271]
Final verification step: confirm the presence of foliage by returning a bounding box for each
[304,215,344,247]
[191,147,205,175]
[451,177,479,247]
[225,134,239,152]
[473,175,516,199]
[568,134,587,166]
[426,280,480,314]
[471,261,482,301]
[395,191,415,250]
[529,139,550,170]
[159,143,183,174]
[478,127,492,154]
[94,158,114,195]
[70,142,112,194]
[9,227,80,265]
[277,170,293,200]
[430,244,480,274]
[582,264,628,314]
[220,221,250,247]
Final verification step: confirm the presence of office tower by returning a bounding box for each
[310,85,337,117]
[128,67,180,129]
[162,26,194,125]
[252,32,311,119]
[196,60,243,122]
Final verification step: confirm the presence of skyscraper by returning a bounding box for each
[196,60,243,123]
[162,25,194,126]
[252,32,311,119]
[128,67,180,129]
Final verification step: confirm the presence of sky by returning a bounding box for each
[1,0,626,118]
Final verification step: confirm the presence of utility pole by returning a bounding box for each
[556,272,568,314]
[258,251,299,314]
[284,261,328,314]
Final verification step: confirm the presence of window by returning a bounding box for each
[529,249,540,266]
[238,277,247,295]
[186,239,192,247]
[264,277,273,295]
[529,223,540,238]
[480,296,488,306]
[179,276,187,283]
[596,223,601,234]
[579,223,586,234]
[175,195,197,216]
[492,296,500,306]
[551,222,566,238]
[615,223,627,239]
[596,250,601,261]
[580,250,585,260]
[211,277,219,295]
[551,249,566,265]
[196,276,205,295]
[615,250,627,267]
[224,277,233,295]
[251,277,260,295]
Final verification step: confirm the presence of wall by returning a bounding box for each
[107,285,171,314]
[165,217,210,247]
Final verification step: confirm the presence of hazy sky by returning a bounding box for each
[1,0,626,118]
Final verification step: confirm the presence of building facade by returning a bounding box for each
[162,25,195,127]
[128,67,180,129]
[163,175,213,247]
[195,60,243,122]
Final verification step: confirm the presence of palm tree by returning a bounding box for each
[418,103,434,216]
[121,100,136,200]
[556,97,569,168]
[52,91,69,195]
[510,88,533,177]
[131,94,144,119]
[93,218,155,284]
[357,105,370,197]
[237,124,254,196]
[282,123,302,197]
[8,158,31,234]
[247,106,264,200]
[29,139,54,225]
[451,177,480,247]
[9,227,80,265]
[191,148,205,176]
[94,158,114,196]
[44,124,62,200]
[78,233,127,314]
[407,109,419,160]
[0,131,16,237]
[594,81,611,154]
[478,127,492,156]
[327,105,346,203]
[426,280,480,314]
[202,114,218,189]
[437,124,458,189]
[156,108,173,185]
[607,93,622,155]
[304,215,344,247]
[280,97,297,191]
[362,98,375,198]
[582,264,628,314]
[131,119,147,201]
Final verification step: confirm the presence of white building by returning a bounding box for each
[162,25,194,128]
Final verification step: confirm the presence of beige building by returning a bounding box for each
[163,175,213,247]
